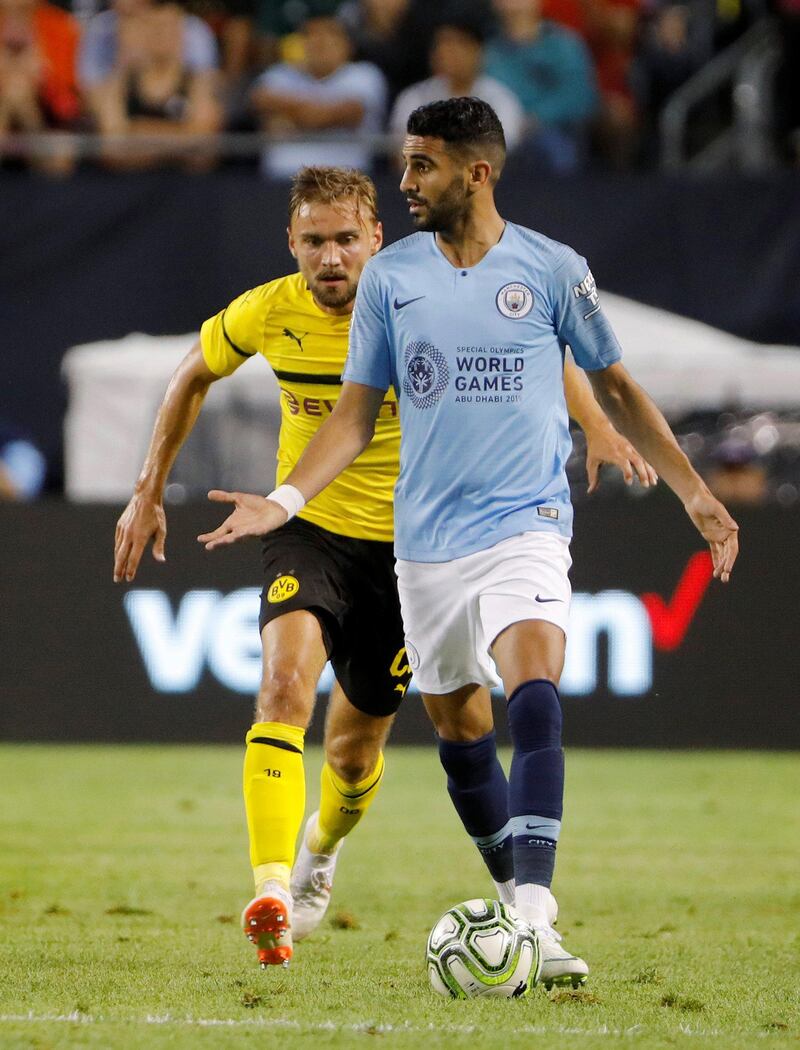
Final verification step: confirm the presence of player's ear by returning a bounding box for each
[287,226,297,258]
[468,160,492,192]
[372,220,384,254]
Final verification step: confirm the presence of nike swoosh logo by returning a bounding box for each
[535,595,562,604]
[525,823,551,830]
[393,295,426,310]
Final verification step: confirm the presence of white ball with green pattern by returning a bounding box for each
[426,898,542,999]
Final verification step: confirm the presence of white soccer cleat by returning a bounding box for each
[535,923,589,989]
[290,812,342,941]
[518,888,589,989]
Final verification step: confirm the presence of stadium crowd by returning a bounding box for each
[1,0,799,174]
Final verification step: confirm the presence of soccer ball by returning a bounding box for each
[426,898,541,999]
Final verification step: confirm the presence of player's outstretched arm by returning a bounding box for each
[587,362,739,582]
[113,342,220,582]
[198,381,386,550]
[563,358,657,493]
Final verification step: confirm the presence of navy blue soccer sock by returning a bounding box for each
[507,679,565,890]
[437,730,514,886]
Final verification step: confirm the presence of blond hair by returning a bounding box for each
[288,166,379,224]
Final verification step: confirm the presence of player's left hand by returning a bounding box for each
[197,490,288,550]
[585,424,658,494]
[684,489,739,583]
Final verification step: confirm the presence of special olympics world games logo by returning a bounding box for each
[403,340,449,409]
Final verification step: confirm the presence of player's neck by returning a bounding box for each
[434,204,505,269]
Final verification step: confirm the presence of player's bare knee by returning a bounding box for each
[329,751,375,785]
[255,666,314,725]
[324,734,378,784]
[433,717,487,744]
[427,702,493,743]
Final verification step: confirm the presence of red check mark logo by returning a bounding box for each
[640,552,714,652]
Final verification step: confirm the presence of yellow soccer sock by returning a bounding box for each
[243,721,306,895]
[312,752,385,854]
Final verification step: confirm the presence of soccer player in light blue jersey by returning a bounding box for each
[199,98,739,988]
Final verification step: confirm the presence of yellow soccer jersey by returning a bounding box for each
[200,272,399,542]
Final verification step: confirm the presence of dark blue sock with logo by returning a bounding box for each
[438,730,514,885]
[507,679,564,889]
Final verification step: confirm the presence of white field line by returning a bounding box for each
[0,1012,760,1039]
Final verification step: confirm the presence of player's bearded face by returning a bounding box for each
[309,266,359,309]
[409,174,469,232]
[401,137,471,233]
[289,200,382,314]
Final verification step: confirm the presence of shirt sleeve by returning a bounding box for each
[389,84,418,137]
[253,64,296,94]
[183,15,220,71]
[199,289,260,377]
[535,33,598,127]
[357,63,388,127]
[343,262,392,392]
[488,81,525,152]
[77,15,113,88]
[550,248,622,371]
[39,10,81,125]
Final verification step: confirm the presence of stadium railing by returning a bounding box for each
[0,130,400,162]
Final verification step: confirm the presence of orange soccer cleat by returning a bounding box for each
[241,886,293,968]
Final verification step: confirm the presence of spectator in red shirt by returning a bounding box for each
[542,0,641,166]
[0,0,81,171]
[584,0,640,166]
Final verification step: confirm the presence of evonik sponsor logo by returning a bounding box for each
[123,553,714,699]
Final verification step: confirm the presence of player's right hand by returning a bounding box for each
[684,489,739,584]
[198,490,288,550]
[113,495,166,583]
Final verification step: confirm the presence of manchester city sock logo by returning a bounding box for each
[403,340,449,409]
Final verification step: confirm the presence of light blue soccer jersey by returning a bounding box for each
[344,222,622,562]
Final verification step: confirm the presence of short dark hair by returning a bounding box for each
[406,97,506,173]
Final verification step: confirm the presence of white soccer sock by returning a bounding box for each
[515,882,552,928]
[493,878,516,906]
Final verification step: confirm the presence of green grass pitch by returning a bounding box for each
[0,744,798,1050]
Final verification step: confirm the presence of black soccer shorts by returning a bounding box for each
[259,516,412,717]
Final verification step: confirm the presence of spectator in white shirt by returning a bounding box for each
[251,14,387,179]
[79,0,218,88]
[389,9,524,152]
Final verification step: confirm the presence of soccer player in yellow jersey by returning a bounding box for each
[114,165,655,970]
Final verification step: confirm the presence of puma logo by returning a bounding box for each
[282,328,307,350]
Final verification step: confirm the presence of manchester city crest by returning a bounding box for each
[403,340,450,409]
[496,282,534,319]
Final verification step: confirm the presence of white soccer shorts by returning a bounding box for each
[396,531,572,695]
